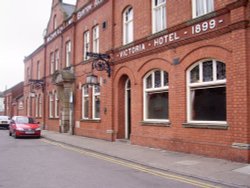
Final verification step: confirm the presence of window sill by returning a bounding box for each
[48,118,59,120]
[182,122,228,130]
[141,121,171,127]
[80,119,101,123]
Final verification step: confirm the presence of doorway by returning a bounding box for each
[125,79,131,139]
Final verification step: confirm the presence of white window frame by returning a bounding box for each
[93,25,99,53]
[66,41,71,67]
[49,93,54,118]
[82,85,89,119]
[37,61,40,80]
[55,49,59,71]
[38,94,42,117]
[186,59,226,124]
[83,31,90,60]
[50,52,55,74]
[55,92,59,118]
[143,69,169,122]
[92,85,101,120]
[123,6,133,45]
[192,0,214,18]
[35,95,39,117]
[152,0,166,34]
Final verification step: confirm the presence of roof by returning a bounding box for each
[61,3,75,18]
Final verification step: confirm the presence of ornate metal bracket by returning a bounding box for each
[86,52,111,77]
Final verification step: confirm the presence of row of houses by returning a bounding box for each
[3,0,250,163]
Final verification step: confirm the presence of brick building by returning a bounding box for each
[4,82,24,117]
[24,0,250,162]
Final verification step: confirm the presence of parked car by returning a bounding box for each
[0,116,11,129]
[9,116,41,138]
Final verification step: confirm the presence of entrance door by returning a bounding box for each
[125,79,131,139]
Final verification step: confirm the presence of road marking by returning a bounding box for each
[41,139,221,188]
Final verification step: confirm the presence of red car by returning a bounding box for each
[9,116,41,138]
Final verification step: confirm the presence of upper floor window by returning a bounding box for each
[55,49,60,71]
[37,61,40,79]
[53,15,57,30]
[27,67,30,82]
[152,0,166,33]
[50,52,55,74]
[93,25,99,53]
[83,31,90,61]
[66,41,71,67]
[123,6,133,45]
[192,0,214,18]
[187,59,226,123]
[143,70,169,121]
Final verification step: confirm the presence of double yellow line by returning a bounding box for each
[42,139,220,188]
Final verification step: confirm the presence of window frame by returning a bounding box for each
[55,91,59,118]
[82,85,89,119]
[93,25,99,53]
[152,0,166,34]
[55,49,60,71]
[65,41,71,67]
[50,52,55,74]
[186,59,226,124]
[143,69,169,122]
[192,0,214,18]
[83,31,90,61]
[49,93,54,118]
[92,85,101,120]
[123,6,133,45]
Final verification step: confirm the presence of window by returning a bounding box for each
[50,52,54,74]
[26,97,30,116]
[55,92,59,118]
[123,7,133,44]
[93,85,100,119]
[55,50,59,71]
[152,0,166,33]
[35,95,38,117]
[82,85,89,119]
[83,31,90,60]
[66,41,71,67]
[144,70,169,121]
[187,59,226,123]
[93,25,99,53]
[27,67,30,82]
[192,0,214,18]
[49,93,54,118]
[37,61,40,79]
[53,15,57,30]
[38,94,42,117]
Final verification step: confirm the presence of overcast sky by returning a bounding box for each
[0,0,76,92]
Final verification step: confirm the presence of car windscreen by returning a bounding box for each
[0,116,9,120]
[16,117,35,124]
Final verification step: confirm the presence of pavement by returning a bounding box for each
[41,130,250,188]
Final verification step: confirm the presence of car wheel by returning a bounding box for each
[13,132,18,139]
[9,131,12,136]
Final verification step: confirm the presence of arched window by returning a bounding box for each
[123,6,133,45]
[187,59,226,123]
[53,15,57,30]
[143,70,169,121]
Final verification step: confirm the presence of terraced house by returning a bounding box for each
[23,0,250,162]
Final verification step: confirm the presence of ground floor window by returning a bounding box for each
[144,70,169,121]
[187,59,226,123]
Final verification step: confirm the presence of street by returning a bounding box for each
[0,130,224,188]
